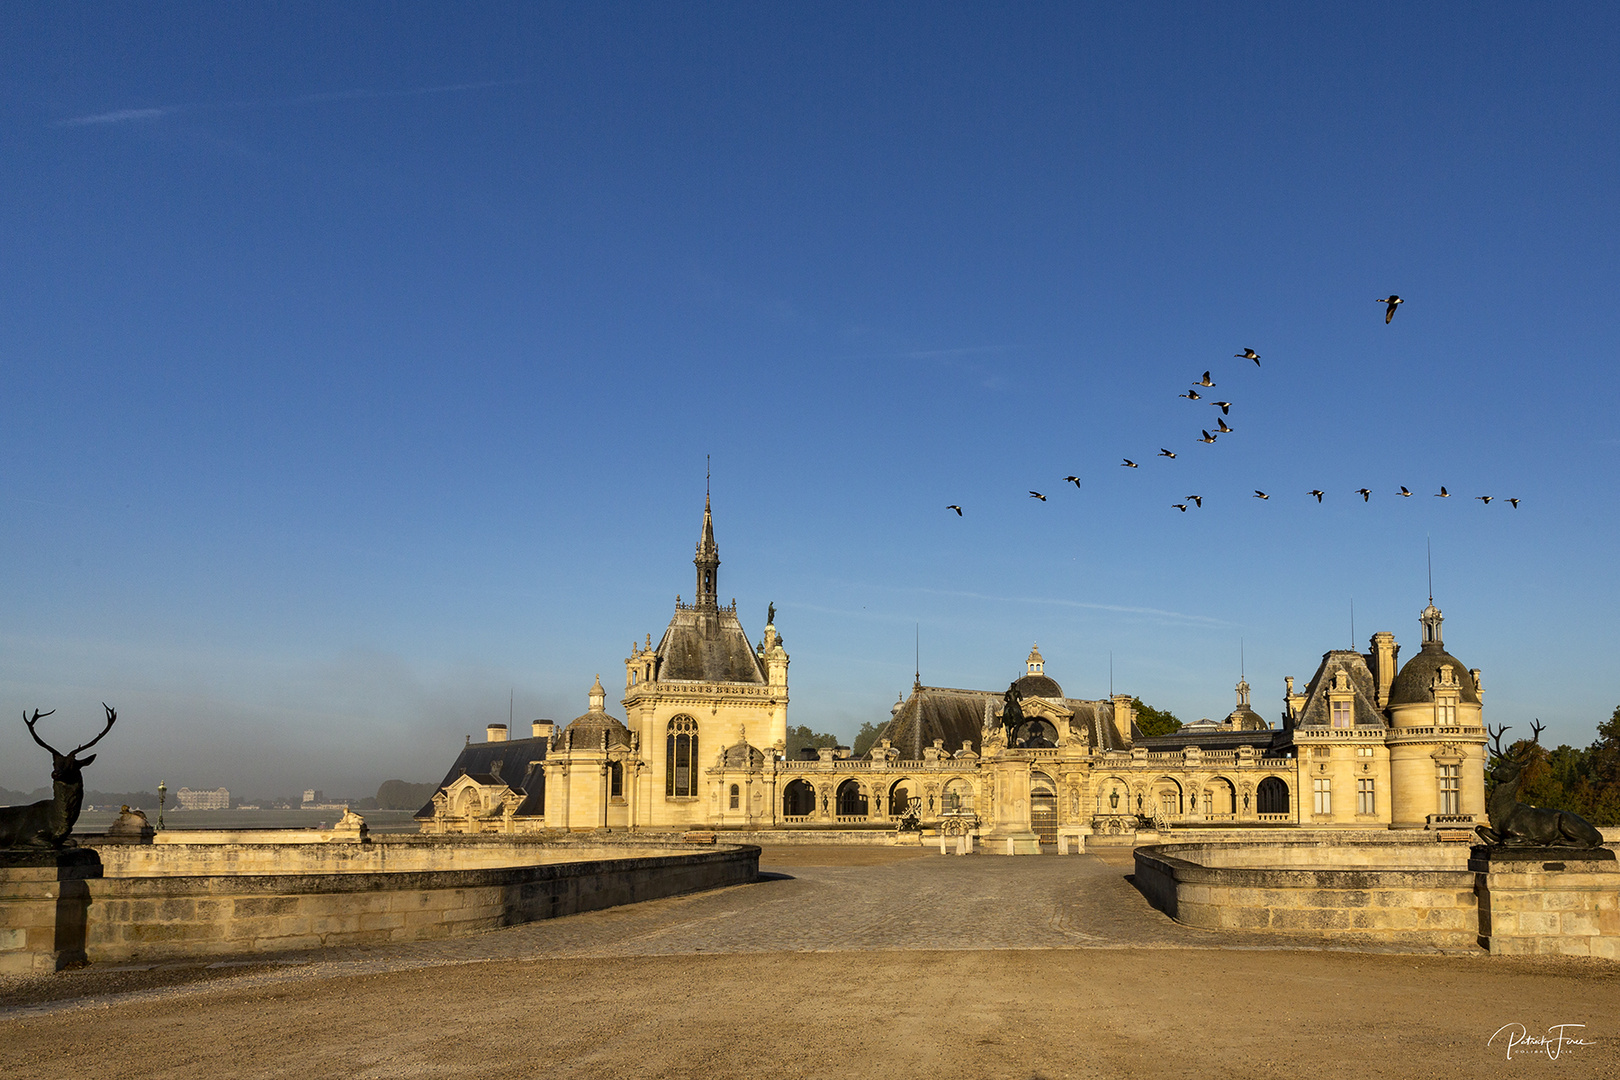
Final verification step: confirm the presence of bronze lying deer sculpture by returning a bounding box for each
[0,705,117,849]
[1475,720,1602,849]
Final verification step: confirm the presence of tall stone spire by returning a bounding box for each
[694,493,720,609]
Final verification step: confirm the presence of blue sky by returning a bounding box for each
[2,4,1617,798]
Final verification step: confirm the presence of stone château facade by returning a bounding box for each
[419,497,1488,845]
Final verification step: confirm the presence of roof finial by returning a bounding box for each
[1427,534,1433,604]
[914,623,920,687]
[706,454,710,500]
[1240,638,1245,679]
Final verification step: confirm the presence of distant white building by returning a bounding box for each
[301,788,348,810]
[175,787,230,811]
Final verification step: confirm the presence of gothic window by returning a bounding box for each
[666,715,698,797]
[1439,765,1460,814]
[609,761,623,799]
[729,784,740,809]
[1357,778,1375,815]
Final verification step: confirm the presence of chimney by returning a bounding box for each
[1370,632,1399,709]
[486,723,508,742]
[532,719,554,740]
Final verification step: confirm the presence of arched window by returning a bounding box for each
[1257,777,1289,814]
[729,784,740,809]
[608,761,623,799]
[666,715,698,797]
[836,779,868,816]
[943,778,974,812]
[783,779,816,817]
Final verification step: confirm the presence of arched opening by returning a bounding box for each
[1153,776,1183,817]
[1204,777,1237,817]
[1096,777,1130,814]
[888,778,919,819]
[608,761,623,799]
[1257,776,1290,814]
[666,715,698,797]
[783,779,816,817]
[1013,718,1059,748]
[728,783,740,809]
[457,788,482,817]
[942,778,974,813]
[1030,770,1058,843]
[837,779,868,817]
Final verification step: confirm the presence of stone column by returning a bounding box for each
[0,849,102,974]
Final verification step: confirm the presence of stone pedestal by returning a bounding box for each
[1469,845,1620,958]
[0,848,104,974]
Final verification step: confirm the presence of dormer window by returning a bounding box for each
[1331,701,1352,728]
[1435,695,1457,727]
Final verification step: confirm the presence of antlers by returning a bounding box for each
[21,704,116,759]
[72,705,117,757]
[23,709,58,753]
[1529,718,1545,746]
[1487,723,1511,760]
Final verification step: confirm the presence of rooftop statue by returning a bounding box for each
[0,705,118,849]
[1476,720,1603,849]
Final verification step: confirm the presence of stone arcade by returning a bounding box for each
[418,496,1490,847]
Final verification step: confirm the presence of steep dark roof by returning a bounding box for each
[1387,643,1480,707]
[874,685,1127,759]
[1140,728,1286,753]
[1068,700,1128,752]
[878,686,994,759]
[1294,650,1387,728]
[415,735,550,818]
[655,605,766,684]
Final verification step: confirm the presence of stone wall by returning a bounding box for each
[80,845,757,962]
[1134,842,1480,949]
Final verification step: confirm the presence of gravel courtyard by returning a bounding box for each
[2,846,1616,1078]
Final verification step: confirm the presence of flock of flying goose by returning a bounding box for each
[949,296,1520,516]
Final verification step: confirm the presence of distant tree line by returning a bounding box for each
[0,788,159,809]
[1492,706,1620,826]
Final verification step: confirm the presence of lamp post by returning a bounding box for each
[157,781,167,830]
[1109,788,1120,811]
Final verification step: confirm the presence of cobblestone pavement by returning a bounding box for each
[0,847,1471,1019]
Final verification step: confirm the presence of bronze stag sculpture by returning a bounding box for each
[0,705,118,849]
[1475,720,1602,849]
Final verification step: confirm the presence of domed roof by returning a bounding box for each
[1014,643,1063,699]
[1226,708,1270,731]
[561,675,633,749]
[1014,674,1064,699]
[1387,644,1479,707]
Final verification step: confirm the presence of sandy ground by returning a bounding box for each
[1,846,1616,1079]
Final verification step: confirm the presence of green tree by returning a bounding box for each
[784,725,841,759]
[851,721,884,758]
[375,779,439,810]
[1130,698,1181,737]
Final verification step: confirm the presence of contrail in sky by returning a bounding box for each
[52,79,523,128]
